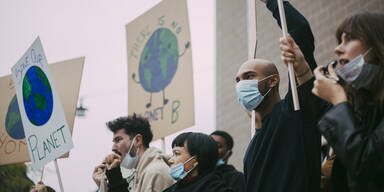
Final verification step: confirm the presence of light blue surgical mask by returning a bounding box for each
[216,150,231,166]
[236,75,274,110]
[169,156,196,181]
[120,136,139,169]
[216,159,225,166]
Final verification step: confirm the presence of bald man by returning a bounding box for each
[235,0,329,192]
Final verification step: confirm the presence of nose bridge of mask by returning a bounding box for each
[237,74,274,93]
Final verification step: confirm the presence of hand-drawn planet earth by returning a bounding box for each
[5,95,25,139]
[22,66,53,126]
[138,28,179,93]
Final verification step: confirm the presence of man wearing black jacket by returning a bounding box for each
[211,130,246,192]
[235,0,329,191]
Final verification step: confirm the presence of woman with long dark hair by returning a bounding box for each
[281,12,384,192]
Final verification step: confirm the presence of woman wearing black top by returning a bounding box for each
[163,132,232,192]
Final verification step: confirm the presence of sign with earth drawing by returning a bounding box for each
[11,37,74,169]
[0,57,84,166]
[127,0,194,140]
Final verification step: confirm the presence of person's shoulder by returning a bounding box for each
[201,172,233,192]
[217,164,244,176]
[146,160,169,173]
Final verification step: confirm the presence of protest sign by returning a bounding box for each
[10,37,76,169]
[127,0,195,140]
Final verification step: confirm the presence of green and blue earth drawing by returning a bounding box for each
[133,27,189,108]
[139,28,179,93]
[22,66,53,126]
[5,95,25,139]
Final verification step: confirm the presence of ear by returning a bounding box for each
[224,150,232,163]
[269,74,280,88]
[135,134,143,148]
[228,150,233,159]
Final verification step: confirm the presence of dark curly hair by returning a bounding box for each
[106,114,153,148]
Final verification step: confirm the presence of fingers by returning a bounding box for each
[313,66,325,79]
[311,84,319,96]
[93,164,106,173]
[104,153,121,170]
[327,63,339,81]
[286,34,297,47]
[104,153,121,165]
[109,158,121,170]
[280,35,301,67]
[279,38,293,52]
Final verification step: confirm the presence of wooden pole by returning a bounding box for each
[277,0,300,110]
[40,166,45,181]
[247,0,258,137]
[54,159,64,192]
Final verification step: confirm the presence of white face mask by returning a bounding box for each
[337,48,380,89]
[120,136,139,169]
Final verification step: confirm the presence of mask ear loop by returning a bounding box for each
[183,156,197,173]
[184,156,196,165]
[363,48,372,56]
[128,135,137,156]
[259,74,276,96]
[362,47,373,61]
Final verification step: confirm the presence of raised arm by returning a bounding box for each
[266,0,316,70]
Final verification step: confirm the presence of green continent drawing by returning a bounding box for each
[22,66,53,126]
[5,95,25,139]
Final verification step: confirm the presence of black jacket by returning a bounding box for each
[163,172,233,192]
[215,164,246,192]
[318,102,384,192]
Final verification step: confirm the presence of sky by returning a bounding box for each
[0,0,215,191]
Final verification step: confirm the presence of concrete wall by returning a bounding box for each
[216,0,384,171]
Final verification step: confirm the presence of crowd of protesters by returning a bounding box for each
[30,0,384,191]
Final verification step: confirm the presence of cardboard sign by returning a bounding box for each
[126,0,195,140]
[0,57,84,166]
[10,37,76,169]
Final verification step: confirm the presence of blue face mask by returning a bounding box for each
[170,156,196,181]
[216,159,225,166]
[236,75,273,110]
